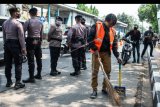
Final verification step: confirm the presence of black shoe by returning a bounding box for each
[137,59,140,63]
[34,74,42,80]
[22,78,35,83]
[90,90,97,99]
[70,72,79,76]
[14,82,25,90]
[150,55,154,57]
[55,70,61,75]
[132,60,136,63]
[81,66,87,70]
[102,89,108,95]
[6,81,13,87]
[50,71,58,76]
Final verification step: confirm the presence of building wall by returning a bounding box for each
[0,4,11,17]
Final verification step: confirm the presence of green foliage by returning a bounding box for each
[76,4,99,16]
[138,4,158,33]
[117,12,139,31]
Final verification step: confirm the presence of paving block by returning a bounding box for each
[150,64,159,76]
[153,91,160,107]
[153,83,160,100]
[151,75,160,91]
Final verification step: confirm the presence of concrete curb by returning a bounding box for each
[147,48,160,107]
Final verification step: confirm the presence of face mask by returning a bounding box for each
[16,14,21,19]
[55,20,62,26]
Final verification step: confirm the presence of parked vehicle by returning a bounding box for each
[121,38,135,65]
[60,36,70,57]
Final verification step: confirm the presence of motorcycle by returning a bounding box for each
[60,36,70,57]
[121,38,135,65]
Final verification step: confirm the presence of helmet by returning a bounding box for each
[105,13,117,26]
[134,24,138,29]
[22,55,27,63]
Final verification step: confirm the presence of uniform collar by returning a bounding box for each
[10,17,16,20]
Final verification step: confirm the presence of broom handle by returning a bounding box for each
[119,63,122,87]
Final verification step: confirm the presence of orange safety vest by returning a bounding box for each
[90,21,116,53]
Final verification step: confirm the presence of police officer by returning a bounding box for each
[67,15,87,76]
[124,25,141,63]
[48,16,63,76]
[80,18,88,70]
[153,31,158,48]
[2,7,26,89]
[23,8,43,83]
[141,26,154,58]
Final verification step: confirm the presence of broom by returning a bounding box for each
[97,52,121,106]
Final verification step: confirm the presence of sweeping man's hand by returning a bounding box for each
[117,57,122,64]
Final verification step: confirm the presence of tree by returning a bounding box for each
[76,4,99,16]
[117,12,138,31]
[138,4,158,33]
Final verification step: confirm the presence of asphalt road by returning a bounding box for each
[0,47,152,107]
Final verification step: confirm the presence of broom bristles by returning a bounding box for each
[104,77,121,106]
[98,55,121,106]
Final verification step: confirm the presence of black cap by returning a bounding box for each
[56,16,63,21]
[149,26,152,29]
[134,24,138,29]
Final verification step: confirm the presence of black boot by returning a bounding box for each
[70,72,79,76]
[102,89,108,95]
[90,90,97,99]
[70,71,81,76]
[35,69,42,79]
[137,58,140,63]
[14,82,25,90]
[34,74,42,80]
[6,80,13,87]
[55,70,61,75]
[132,59,136,63]
[81,66,87,70]
[50,70,58,76]
[22,78,35,83]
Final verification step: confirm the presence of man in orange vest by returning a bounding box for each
[87,14,122,99]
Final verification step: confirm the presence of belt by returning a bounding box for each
[26,37,41,40]
[5,39,19,43]
[50,38,62,42]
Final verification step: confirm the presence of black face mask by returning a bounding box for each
[16,14,21,19]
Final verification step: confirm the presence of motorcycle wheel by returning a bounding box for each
[60,47,64,57]
[121,52,128,65]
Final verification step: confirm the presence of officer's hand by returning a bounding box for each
[21,48,27,56]
[117,57,122,64]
